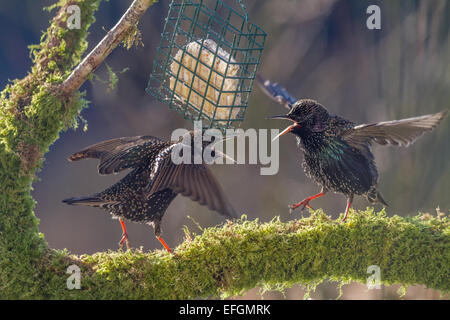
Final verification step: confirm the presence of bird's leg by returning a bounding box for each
[118,218,130,250]
[289,190,327,213]
[156,236,173,253]
[154,220,173,254]
[341,195,353,222]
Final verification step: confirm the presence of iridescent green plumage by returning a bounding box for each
[258,75,447,220]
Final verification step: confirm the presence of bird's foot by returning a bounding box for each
[289,199,313,213]
[289,192,326,214]
[118,232,130,250]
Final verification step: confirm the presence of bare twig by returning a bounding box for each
[59,0,155,94]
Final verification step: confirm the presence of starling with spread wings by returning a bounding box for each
[63,133,236,252]
[257,75,447,221]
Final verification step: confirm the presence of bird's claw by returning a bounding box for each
[288,205,296,214]
[289,199,313,213]
[118,232,130,250]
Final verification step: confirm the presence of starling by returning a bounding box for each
[63,132,236,252]
[257,75,448,221]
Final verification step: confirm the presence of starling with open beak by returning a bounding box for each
[257,75,448,221]
[63,132,236,252]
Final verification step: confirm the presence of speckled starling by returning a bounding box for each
[63,132,236,252]
[257,75,448,221]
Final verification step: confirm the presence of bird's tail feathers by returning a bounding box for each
[62,196,115,208]
[256,74,297,110]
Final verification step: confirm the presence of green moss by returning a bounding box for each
[122,23,144,50]
[91,64,130,92]
[0,0,165,300]
[1,0,101,167]
[2,209,446,299]
[0,0,101,299]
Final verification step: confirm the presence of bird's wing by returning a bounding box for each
[144,145,237,219]
[68,135,165,175]
[256,74,297,110]
[341,111,447,148]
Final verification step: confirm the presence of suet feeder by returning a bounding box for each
[146,0,266,132]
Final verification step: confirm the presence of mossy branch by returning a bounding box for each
[59,0,155,94]
[20,209,450,299]
[0,0,156,299]
[0,0,448,299]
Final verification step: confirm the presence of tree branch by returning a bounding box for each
[23,209,450,299]
[0,0,157,299]
[59,0,156,94]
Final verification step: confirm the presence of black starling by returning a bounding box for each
[257,75,448,221]
[63,132,236,252]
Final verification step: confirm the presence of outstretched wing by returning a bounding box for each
[144,145,237,219]
[256,74,297,110]
[68,136,165,175]
[341,111,447,148]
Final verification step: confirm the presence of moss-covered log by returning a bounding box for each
[0,0,448,299]
[6,209,450,299]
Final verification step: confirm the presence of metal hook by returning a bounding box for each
[237,0,250,29]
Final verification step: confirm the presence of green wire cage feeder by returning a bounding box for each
[146,0,266,132]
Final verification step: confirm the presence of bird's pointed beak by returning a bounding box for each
[266,114,291,120]
[268,114,301,141]
[213,149,237,164]
[272,124,297,141]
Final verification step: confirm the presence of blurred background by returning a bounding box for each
[0,0,448,299]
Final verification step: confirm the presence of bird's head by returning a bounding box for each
[269,99,330,140]
[174,130,236,163]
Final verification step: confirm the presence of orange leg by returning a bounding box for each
[341,197,353,222]
[118,218,130,250]
[156,236,173,253]
[289,191,326,213]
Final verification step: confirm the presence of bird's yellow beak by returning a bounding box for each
[272,124,297,141]
[268,115,301,141]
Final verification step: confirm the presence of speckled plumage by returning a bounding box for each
[63,133,236,250]
[258,75,447,220]
[291,101,382,202]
